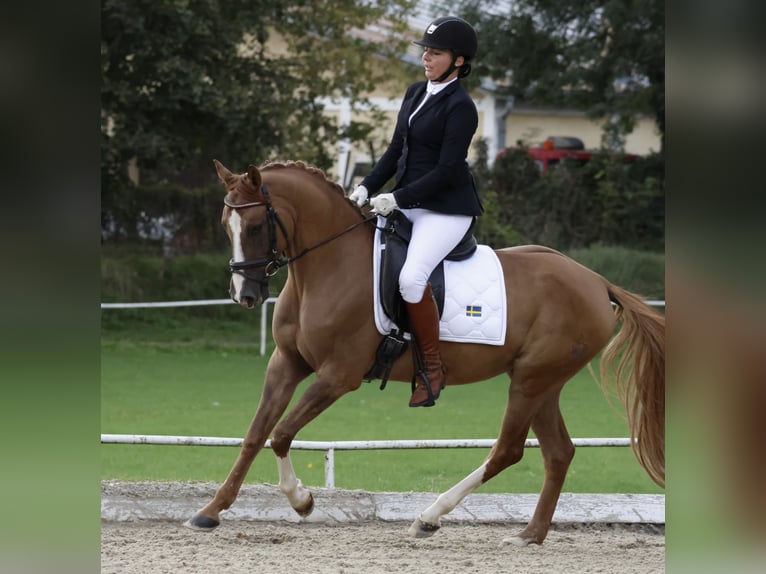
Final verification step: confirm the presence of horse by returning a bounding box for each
[184,159,665,546]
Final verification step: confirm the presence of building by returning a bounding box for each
[317,4,662,187]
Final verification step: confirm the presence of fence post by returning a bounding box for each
[324,448,335,488]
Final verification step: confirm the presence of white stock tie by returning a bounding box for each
[408,86,436,125]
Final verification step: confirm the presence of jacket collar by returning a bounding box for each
[407,79,460,125]
[426,77,458,95]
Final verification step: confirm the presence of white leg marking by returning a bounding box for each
[419,461,488,526]
[277,454,312,510]
[227,210,245,301]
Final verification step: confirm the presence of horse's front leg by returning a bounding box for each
[270,371,362,517]
[184,349,311,531]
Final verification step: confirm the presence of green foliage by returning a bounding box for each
[102,252,229,302]
[566,245,665,299]
[102,182,228,247]
[101,0,414,192]
[488,147,546,245]
[101,2,665,255]
[590,152,665,250]
[457,0,665,148]
[101,248,287,305]
[101,243,663,309]
[491,149,664,251]
[470,139,521,248]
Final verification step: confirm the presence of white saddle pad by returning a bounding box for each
[373,223,507,345]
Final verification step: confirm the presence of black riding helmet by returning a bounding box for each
[413,16,478,80]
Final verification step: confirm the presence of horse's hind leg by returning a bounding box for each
[184,348,311,531]
[504,393,574,546]
[409,382,538,538]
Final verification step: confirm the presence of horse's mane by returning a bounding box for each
[258,160,365,216]
[259,160,344,196]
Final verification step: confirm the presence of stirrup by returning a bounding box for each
[409,371,441,407]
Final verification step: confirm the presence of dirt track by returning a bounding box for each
[101,519,664,573]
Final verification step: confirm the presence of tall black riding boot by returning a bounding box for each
[406,284,446,407]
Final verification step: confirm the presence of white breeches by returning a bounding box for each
[397,208,474,303]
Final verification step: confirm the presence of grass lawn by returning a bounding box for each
[101,311,662,495]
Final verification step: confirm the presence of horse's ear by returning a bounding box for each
[213,159,237,185]
[247,165,262,188]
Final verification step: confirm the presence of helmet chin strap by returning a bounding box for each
[435,58,457,82]
[434,55,471,82]
[435,57,457,84]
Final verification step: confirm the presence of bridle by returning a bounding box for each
[224,184,289,281]
[225,182,375,286]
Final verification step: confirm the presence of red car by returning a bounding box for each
[496,136,638,172]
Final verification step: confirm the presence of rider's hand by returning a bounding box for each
[369,193,397,216]
[348,184,369,206]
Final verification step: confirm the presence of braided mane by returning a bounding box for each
[260,160,345,197]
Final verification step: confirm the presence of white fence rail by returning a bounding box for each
[101,297,664,356]
[102,297,278,355]
[101,433,632,488]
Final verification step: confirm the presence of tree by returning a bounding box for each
[471,139,523,248]
[491,147,664,251]
[101,0,414,194]
[456,0,664,150]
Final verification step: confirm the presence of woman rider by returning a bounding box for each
[349,17,483,407]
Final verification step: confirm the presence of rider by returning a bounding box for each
[349,16,483,407]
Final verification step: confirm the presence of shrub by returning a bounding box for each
[491,148,664,252]
[566,244,665,300]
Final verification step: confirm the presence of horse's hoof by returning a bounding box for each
[183,513,220,531]
[502,530,542,547]
[294,492,315,517]
[408,517,440,538]
[502,535,532,547]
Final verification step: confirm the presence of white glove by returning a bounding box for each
[369,193,397,216]
[348,184,369,206]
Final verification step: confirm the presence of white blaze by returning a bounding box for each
[228,210,245,300]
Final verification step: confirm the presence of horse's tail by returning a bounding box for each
[600,283,665,487]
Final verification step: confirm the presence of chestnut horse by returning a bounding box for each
[185,159,664,546]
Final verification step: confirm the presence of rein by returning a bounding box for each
[225,183,375,281]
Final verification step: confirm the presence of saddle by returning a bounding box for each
[364,210,477,387]
[378,210,477,331]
